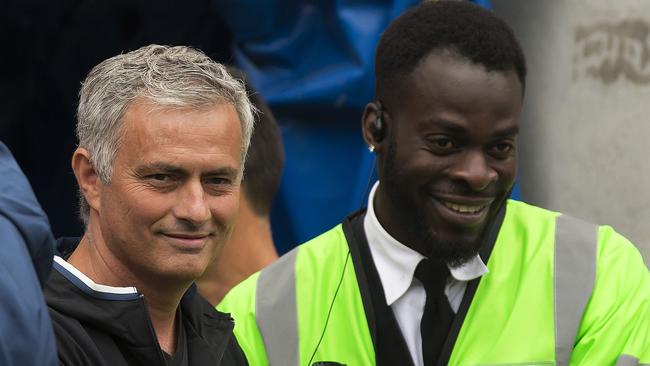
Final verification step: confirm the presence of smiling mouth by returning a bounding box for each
[440,201,489,214]
[161,232,212,250]
[163,233,210,240]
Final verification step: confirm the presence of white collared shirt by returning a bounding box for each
[363,181,489,366]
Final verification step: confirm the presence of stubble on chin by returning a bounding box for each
[412,217,483,267]
[416,195,509,267]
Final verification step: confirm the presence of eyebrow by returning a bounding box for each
[136,162,239,178]
[427,119,520,138]
[492,125,520,138]
[428,119,467,134]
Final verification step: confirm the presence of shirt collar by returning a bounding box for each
[363,181,489,306]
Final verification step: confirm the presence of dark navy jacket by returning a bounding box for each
[46,237,248,366]
[0,142,57,365]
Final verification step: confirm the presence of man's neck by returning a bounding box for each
[67,229,186,355]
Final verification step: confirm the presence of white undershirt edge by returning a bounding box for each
[54,255,138,295]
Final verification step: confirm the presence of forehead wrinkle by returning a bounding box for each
[124,124,240,159]
[118,100,244,177]
[131,101,238,136]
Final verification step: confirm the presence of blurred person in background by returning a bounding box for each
[198,67,284,305]
[0,141,56,366]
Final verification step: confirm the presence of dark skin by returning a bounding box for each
[362,51,523,265]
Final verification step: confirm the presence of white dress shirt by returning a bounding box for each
[363,181,489,366]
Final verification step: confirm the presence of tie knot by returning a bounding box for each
[414,259,449,292]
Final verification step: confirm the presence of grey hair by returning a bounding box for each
[76,44,255,225]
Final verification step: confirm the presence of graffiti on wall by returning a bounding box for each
[574,19,650,84]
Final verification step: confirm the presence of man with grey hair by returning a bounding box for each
[44,45,251,366]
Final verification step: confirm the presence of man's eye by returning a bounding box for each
[434,139,453,148]
[145,174,177,186]
[495,143,512,152]
[428,136,458,154]
[205,177,230,186]
[489,141,515,158]
[148,174,171,181]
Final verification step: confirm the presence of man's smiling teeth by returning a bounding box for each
[443,201,486,214]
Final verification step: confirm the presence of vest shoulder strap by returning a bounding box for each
[256,247,300,366]
[554,214,598,366]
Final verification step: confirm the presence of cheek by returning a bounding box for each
[403,155,449,181]
[496,160,518,187]
[116,188,172,225]
[208,194,240,226]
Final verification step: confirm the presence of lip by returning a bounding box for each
[161,232,211,251]
[430,194,494,228]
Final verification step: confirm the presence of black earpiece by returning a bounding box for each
[371,101,385,142]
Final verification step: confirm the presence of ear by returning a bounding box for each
[361,102,386,152]
[71,147,102,214]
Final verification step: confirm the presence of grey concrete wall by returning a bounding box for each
[493,0,650,266]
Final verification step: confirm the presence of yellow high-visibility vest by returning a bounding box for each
[220,200,650,366]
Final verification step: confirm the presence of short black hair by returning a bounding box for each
[227,66,285,216]
[375,1,526,101]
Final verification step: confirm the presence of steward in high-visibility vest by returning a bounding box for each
[220,200,650,366]
[221,2,650,365]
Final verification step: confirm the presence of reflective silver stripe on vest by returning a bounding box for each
[554,214,598,366]
[616,354,642,366]
[256,247,300,366]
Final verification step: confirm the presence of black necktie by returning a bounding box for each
[414,259,455,365]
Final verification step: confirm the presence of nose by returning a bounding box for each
[449,149,498,191]
[173,180,211,226]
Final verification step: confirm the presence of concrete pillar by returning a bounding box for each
[493,0,650,265]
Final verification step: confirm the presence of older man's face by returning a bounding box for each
[96,100,243,282]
